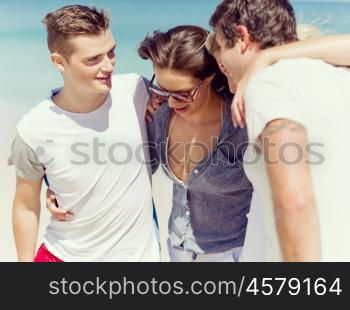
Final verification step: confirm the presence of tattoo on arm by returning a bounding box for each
[262,119,305,136]
[254,119,306,153]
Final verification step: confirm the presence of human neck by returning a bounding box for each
[179,86,222,125]
[54,84,109,114]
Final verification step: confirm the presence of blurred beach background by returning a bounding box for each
[0,0,349,261]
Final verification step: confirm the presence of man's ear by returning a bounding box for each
[51,53,67,73]
[235,25,252,54]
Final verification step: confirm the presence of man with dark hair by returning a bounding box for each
[9,5,160,262]
[210,0,350,261]
[210,0,298,89]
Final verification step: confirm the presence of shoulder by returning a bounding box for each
[245,60,290,95]
[243,60,313,143]
[246,58,329,94]
[112,73,143,90]
[16,98,54,145]
[244,58,337,110]
[111,73,149,100]
[243,60,299,112]
[112,72,141,82]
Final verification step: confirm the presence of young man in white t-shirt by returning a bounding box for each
[8,5,160,262]
[210,0,350,261]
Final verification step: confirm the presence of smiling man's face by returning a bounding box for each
[62,30,116,95]
[215,30,260,87]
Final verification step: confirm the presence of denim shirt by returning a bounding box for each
[147,92,253,254]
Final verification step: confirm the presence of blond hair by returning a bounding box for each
[205,32,220,56]
[297,24,323,41]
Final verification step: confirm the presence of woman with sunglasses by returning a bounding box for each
[138,25,253,262]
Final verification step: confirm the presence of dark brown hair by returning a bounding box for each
[210,0,298,49]
[138,25,228,91]
[42,5,110,58]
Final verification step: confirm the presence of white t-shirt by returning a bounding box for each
[9,73,160,262]
[241,58,350,262]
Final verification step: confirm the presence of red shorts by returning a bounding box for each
[33,243,64,262]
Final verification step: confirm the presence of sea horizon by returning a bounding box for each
[1,1,349,109]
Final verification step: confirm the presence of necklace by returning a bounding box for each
[166,96,224,179]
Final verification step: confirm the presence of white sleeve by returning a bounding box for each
[133,76,152,182]
[244,70,306,143]
[133,76,150,124]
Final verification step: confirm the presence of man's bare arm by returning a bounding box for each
[12,176,43,262]
[260,119,321,261]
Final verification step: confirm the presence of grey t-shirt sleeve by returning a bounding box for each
[8,133,45,180]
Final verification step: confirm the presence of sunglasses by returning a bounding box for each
[148,74,202,103]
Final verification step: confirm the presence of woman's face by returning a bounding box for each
[153,66,212,116]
